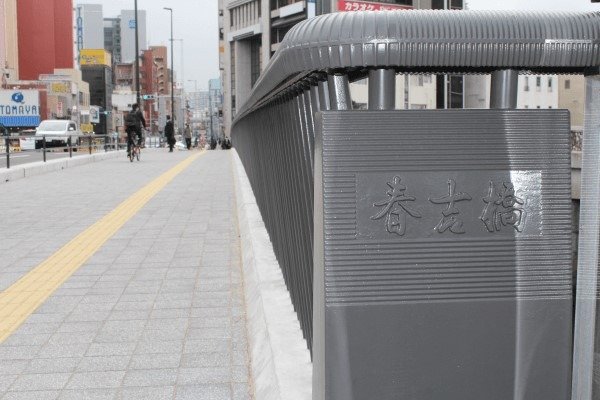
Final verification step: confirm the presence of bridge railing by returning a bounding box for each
[232,10,600,400]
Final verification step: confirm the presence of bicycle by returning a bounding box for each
[127,129,144,162]
[129,142,140,162]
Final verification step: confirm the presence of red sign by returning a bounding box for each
[338,0,413,11]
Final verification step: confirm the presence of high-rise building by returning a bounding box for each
[81,64,113,134]
[0,0,19,83]
[103,17,122,65]
[74,3,104,67]
[119,10,147,64]
[17,0,74,81]
[221,0,268,136]
[209,78,223,141]
[141,46,169,133]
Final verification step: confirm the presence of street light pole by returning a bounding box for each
[134,0,141,105]
[163,7,175,125]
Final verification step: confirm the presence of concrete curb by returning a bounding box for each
[233,150,312,400]
[0,150,125,184]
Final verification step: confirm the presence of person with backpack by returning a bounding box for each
[125,103,146,157]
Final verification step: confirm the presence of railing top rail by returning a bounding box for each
[235,10,600,120]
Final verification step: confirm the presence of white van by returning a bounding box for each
[35,120,82,147]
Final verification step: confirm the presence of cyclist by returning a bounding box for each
[125,103,146,157]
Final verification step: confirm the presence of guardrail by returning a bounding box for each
[0,133,119,169]
[231,10,600,400]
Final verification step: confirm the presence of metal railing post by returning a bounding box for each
[490,69,519,109]
[68,137,72,158]
[327,74,351,111]
[317,80,331,111]
[88,136,92,155]
[5,136,9,169]
[368,69,396,110]
[104,136,108,152]
[572,73,600,400]
[42,136,46,162]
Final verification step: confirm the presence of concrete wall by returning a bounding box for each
[17,0,74,80]
[234,39,253,110]
[559,75,585,128]
[518,75,559,109]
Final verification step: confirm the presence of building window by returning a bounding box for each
[524,105,529,109]
[565,79,571,90]
[536,76,541,92]
[411,104,427,109]
[548,77,553,92]
[524,76,529,92]
[230,1,259,30]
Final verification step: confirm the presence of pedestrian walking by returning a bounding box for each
[184,123,192,150]
[165,115,175,152]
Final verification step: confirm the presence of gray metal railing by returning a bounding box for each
[232,10,600,400]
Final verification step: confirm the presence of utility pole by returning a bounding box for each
[163,7,175,125]
[134,0,141,105]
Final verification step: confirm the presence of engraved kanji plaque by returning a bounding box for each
[313,110,572,400]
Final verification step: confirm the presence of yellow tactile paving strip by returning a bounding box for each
[0,152,204,343]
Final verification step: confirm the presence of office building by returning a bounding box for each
[104,17,122,65]
[39,68,90,128]
[17,0,74,80]
[81,62,113,135]
[75,3,104,67]
[119,10,147,64]
[141,46,169,133]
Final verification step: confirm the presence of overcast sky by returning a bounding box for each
[468,0,599,11]
[77,0,219,92]
[79,0,600,92]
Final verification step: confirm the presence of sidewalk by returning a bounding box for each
[0,149,251,400]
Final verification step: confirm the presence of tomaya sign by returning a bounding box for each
[337,0,413,11]
[0,90,41,127]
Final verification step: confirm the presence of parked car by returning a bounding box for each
[35,120,82,148]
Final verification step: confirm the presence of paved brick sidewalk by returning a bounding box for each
[0,150,252,400]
